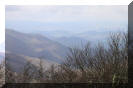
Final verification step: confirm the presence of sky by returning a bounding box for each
[3,5,128,51]
[5,5,128,32]
[6,6,127,22]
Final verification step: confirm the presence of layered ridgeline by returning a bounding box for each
[51,36,88,48]
[5,29,69,72]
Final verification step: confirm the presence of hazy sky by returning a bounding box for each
[6,5,127,32]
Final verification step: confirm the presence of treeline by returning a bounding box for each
[5,32,128,83]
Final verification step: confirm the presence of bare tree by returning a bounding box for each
[36,59,45,82]
[20,61,37,83]
[61,32,128,83]
[5,32,128,84]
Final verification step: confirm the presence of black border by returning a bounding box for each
[2,83,128,88]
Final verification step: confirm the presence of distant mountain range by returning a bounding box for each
[5,29,69,72]
[32,30,108,48]
[52,36,88,48]
[31,29,118,47]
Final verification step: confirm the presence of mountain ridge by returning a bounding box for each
[5,29,69,72]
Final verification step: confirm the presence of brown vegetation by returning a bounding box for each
[5,32,128,83]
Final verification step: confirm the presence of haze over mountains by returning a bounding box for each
[5,27,127,73]
[5,29,69,72]
[53,36,88,48]
[6,24,127,48]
